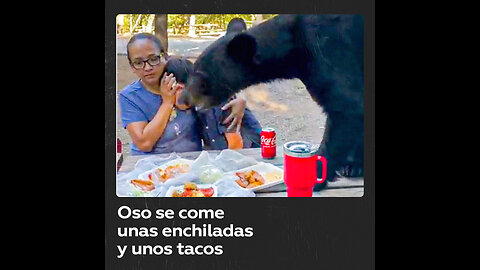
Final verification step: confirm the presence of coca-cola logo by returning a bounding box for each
[261,135,276,146]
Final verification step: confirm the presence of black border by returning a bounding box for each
[106,1,374,269]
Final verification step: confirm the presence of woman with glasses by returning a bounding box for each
[119,33,249,155]
[118,33,203,154]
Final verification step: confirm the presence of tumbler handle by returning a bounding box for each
[316,156,327,184]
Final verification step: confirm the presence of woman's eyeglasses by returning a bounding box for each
[130,52,166,69]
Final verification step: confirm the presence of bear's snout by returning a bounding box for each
[176,88,191,106]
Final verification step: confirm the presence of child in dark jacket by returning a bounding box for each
[164,56,262,150]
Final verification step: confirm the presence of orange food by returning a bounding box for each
[184,182,197,190]
[235,170,265,188]
[131,179,155,192]
[164,163,190,179]
[171,182,215,197]
[198,188,215,197]
[225,132,243,150]
[181,190,204,197]
[150,163,190,183]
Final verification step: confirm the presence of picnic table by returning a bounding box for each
[117,146,364,197]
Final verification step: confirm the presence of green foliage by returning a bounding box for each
[263,14,277,20]
[118,14,278,35]
[195,14,253,28]
[167,14,190,34]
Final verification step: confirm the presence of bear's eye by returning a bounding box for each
[196,78,208,93]
[193,71,209,93]
[200,79,207,89]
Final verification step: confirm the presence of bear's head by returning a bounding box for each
[178,33,260,109]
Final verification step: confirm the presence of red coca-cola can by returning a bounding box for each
[260,127,276,159]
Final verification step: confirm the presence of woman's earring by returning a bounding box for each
[169,107,177,122]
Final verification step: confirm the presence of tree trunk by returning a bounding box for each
[253,14,264,27]
[117,14,124,34]
[146,14,154,33]
[154,14,168,52]
[130,14,143,34]
[129,15,133,33]
[188,15,197,37]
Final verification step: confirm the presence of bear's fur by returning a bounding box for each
[180,15,364,183]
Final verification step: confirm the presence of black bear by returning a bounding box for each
[179,15,364,184]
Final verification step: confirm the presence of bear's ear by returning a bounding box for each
[226,33,257,64]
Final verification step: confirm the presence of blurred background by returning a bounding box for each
[116,14,327,158]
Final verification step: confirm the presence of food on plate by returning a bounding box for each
[171,182,215,197]
[148,163,190,182]
[131,179,155,192]
[264,171,283,183]
[235,170,265,188]
[199,167,223,184]
[184,182,197,190]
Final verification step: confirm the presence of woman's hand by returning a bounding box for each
[222,97,247,133]
[160,72,180,105]
[126,73,181,152]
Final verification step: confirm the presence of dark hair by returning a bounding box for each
[126,33,165,62]
[164,57,194,84]
[226,18,247,35]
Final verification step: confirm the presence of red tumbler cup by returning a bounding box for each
[283,141,327,197]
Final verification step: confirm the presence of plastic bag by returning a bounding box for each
[215,175,256,197]
[157,174,255,197]
[117,150,258,197]
[225,162,284,192]
[189,151,223,184]
[156,151,256,197]
[212,149,258,172]
[116,153,182,197]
